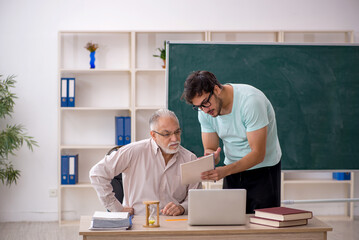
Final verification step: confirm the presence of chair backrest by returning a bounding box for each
[107,146,124,204]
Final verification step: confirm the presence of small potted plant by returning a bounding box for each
[84,42,99,69]
[153,41,166,68]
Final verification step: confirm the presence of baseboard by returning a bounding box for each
[0,211,58,222]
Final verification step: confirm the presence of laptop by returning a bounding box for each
[188,189,246,226]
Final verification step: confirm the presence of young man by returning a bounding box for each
[181,71,282,213]
[90,109,201,216]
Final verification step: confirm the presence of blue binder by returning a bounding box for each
[61,78,68,107]
[115,116,124,145]
[61,155,69,184]
[124,116,131,145]
[333,172,351,180]
[68,154,78,184]
[67,78,75,107]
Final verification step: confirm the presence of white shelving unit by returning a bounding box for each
[58,31,132,225]
[281,171,355,220]
[58,30,207,224]
[58,30,354,224]
[276,30,356,220]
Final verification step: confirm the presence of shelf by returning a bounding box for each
[209,31,279,42]
[135,31,206,69]
[59,32,131,70]
[135,106,165,111]
[61,112,130,146]
[135,69,166,72]
[281,171,354,220]
[60,183,93,189]
[60,145,116,150]
[60,107,131,111]
[60,69,131,73]
[282,31,353,43]
[283,179,351,184]
[135,71,166,108]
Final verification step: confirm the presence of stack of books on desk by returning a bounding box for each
[89,211,132,230]
[250,207,313,228]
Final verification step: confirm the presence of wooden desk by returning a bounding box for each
[79,215,332,240]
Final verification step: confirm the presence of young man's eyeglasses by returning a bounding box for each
[153,129,182,138]
[192,91,213,111]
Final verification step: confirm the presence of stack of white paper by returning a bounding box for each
[89,211,132,230]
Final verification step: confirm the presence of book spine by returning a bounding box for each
[61,155,69,184]
[61,78,68,107]
[124,116,131,145]
[115,116,124,146]
[68,154,78,184]
[67,78,75,107]
[333,172,351,180]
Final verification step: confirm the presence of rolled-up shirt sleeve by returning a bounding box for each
[89,149,129,212]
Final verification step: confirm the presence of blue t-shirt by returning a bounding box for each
[198,84,281,170]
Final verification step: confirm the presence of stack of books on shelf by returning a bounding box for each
[250,207,313,228]
[89,211,132,230]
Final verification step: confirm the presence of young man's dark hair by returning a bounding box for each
[181,71,222,104]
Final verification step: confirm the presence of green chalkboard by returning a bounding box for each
[167,42,359,170]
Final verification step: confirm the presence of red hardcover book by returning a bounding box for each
[250,216,308,228]
[254,207,313,221]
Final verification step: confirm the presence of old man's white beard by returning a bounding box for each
[160,141,180,154]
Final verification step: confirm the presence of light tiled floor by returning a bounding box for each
[324,218,359,240]
[0,218,358,240]
[0,221,81,240]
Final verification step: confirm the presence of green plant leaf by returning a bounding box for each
[0,74,38,186]
[153,41,166,60]
[0,161,20,186]
[0,75,17,119]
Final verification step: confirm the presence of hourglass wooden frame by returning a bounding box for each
[143,201,160,228]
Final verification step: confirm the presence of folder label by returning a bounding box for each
[68,154,78,185]
[67,78,75,107]
[61,78,68,107]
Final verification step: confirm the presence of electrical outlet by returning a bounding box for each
[49,189,57,197]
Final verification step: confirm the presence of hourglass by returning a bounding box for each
[143,201,160,227]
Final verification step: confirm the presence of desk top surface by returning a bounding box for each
[79,215,332,236]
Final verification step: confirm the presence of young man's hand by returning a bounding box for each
[201,165,228,181]
[205,147,221,164]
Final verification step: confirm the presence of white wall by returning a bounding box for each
[0,0,358,222]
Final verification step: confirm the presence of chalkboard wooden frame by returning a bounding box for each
[167,42,359,170]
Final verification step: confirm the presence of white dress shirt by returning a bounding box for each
[89,138,202,215]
